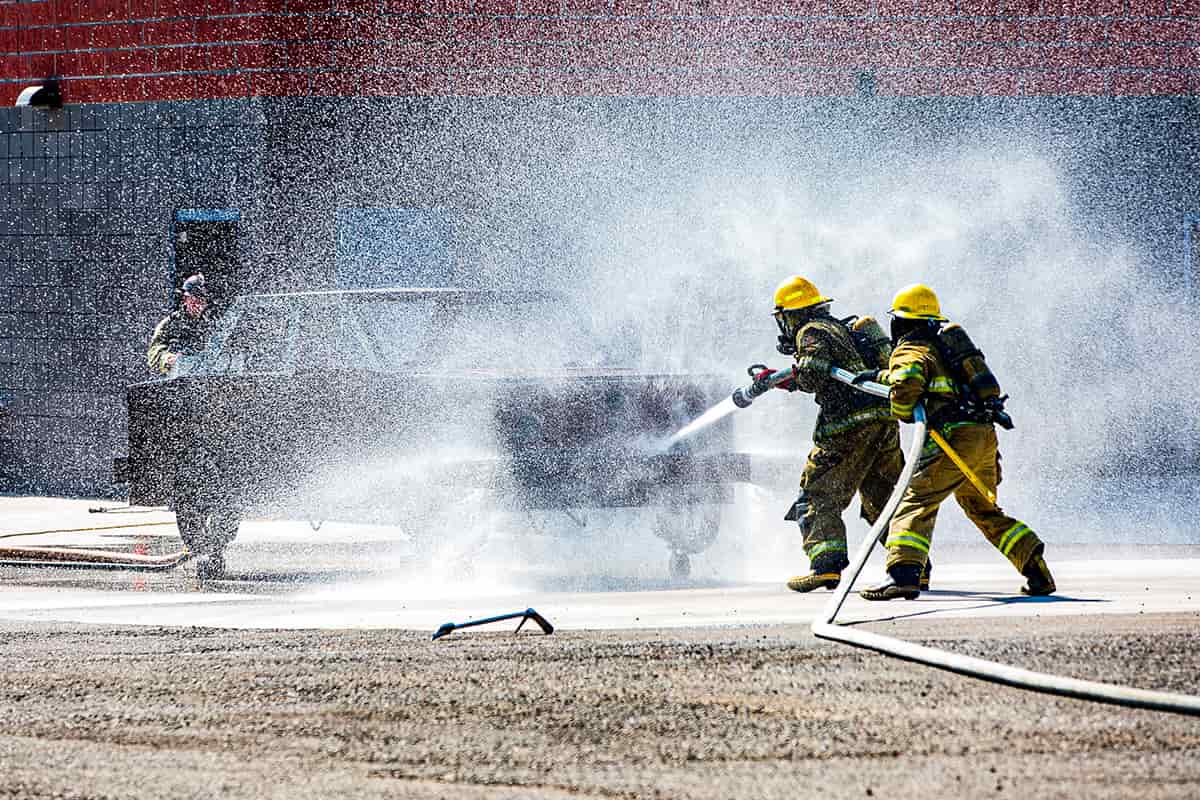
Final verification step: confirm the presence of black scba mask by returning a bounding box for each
[775,306,829,355]
[774,311,802,355]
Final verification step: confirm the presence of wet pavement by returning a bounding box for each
[1,496,1198,634]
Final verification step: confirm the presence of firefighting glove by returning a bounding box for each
[851,369,880,385]
[783,493,809,524]
[985,397,1015,430]
[754,367,797,392]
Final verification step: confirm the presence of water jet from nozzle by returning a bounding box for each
[666,366,795,448]
[665,396,740,448]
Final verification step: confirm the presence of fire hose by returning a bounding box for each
[0,545,188,571]
[731,365,1200,716]
[0,520,189,571]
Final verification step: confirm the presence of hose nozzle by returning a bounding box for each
[733,365,793,409]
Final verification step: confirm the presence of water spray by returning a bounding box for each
[667,363,890,450]
[664,364,801,449]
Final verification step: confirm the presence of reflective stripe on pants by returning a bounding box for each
[799,420,904,573]
[886,423,1042,573]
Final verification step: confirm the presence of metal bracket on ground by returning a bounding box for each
[431,608,554,641]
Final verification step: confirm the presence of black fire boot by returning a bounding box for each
[860,564,922,601]
[1020,545,1055,596]
[920,557,932,591]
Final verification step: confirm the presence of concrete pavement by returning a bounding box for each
[1,496,1197,632]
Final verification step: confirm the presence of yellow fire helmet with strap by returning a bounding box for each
[772,276,832,313]
[889,283,948,321]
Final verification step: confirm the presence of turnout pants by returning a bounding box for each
[885,422,1042,573]
[799,420,904,573]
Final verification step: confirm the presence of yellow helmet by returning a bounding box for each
[889,283,947,321]
[772,276,832,313]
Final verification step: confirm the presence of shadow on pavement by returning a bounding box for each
[500,573,735,593]
[842,592,1107,625]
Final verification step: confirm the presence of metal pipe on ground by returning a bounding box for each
[814,367,1200,717]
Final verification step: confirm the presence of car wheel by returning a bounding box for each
[652,503,722,556]
[174,498,207,553]
[173,450,239,570]
[195,550,226,581]
[174,496,239,562]
[209,510,241,547]
[668,550,691,580]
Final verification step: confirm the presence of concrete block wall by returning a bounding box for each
[1,1,1199,103]
[0,99,266,494]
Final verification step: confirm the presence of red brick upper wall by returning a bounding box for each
[1,0,1198,103]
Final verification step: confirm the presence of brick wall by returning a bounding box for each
[1,1,1198,103]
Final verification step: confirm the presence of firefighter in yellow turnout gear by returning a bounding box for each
[860,284,1056,601]
[761,277,908,594]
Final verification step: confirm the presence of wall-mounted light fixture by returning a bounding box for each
[15,79,63,109]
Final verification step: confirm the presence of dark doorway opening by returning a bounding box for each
[173,208,242,312]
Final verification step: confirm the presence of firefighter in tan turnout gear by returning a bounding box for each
[757,276,913,593]
[860,283,1056,601]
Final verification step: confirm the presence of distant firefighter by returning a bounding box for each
[754,276,910,594]
[860,283,1056,601]
[147,273,212,376]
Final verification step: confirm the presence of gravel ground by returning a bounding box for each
[0,612,1198,799]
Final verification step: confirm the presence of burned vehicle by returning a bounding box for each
[118,289,743,579]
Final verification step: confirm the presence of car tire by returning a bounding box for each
[175,497,240,563]
[174,498,208,553]
[173,449,239,572]
[652,504,721,556]
[195,550,227,581]
[209,510,240,548]
[668,550,691,580]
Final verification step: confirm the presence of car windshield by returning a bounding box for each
[199,296,292,375]
[200,291,597,375]
[351,293,592,370]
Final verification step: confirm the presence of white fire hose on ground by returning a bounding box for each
[806,367,1200,717]
[728,364,1200,715]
